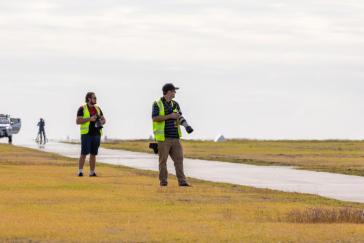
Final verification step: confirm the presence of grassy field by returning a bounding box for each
[102,139,364,176]
[1,144,364,242]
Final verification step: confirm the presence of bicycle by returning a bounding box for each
[35,131,48,148]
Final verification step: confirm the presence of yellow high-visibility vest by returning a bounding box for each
[80,104,103,135]
[153,99,182,142]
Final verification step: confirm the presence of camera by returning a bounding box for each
[149,142,159,154]
[95,115,103,129]
[149,107,194,154]
[172,103,194,134]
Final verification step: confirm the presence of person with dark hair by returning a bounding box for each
[76,92,106,177]
[152,83,193,187]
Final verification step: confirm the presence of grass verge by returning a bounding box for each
[2,144,364,242]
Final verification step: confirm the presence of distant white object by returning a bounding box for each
[148,135,154,141]
[214,134,225,142]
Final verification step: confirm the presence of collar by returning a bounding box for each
[161,97,173,104]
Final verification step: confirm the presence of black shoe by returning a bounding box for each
[89,172,97,177]
[179,182,191,187]
[78,172,83,177]
[160,182,168,187]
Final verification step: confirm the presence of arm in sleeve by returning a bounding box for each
[76,107,86,125]
[77,107,84,117]
[152,102,160,118]
[175,102,182,115]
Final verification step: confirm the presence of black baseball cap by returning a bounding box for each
[162,83,179,93]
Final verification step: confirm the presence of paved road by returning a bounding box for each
[19,141,364,203]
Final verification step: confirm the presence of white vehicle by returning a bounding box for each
[0,114,21,144]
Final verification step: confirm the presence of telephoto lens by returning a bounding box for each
[178,115,194,134]
[186,126,194,134]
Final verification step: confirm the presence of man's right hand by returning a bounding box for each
[90,115,97,122]
[168,113,180,120]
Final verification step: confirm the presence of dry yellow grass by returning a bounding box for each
[1,144,364,242]
[102,139,364,176]
[287,208,364,224]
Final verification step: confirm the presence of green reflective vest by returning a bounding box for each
[153,99,182,142]
[80,104,103,135]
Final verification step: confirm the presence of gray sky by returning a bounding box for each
[1,0,364,140]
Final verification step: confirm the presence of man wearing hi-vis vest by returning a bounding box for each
[152,83,194,187]
[76,92,106,177]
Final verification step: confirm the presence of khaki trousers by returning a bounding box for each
[158,138,186,184]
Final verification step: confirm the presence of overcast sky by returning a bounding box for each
[1,0,364,141]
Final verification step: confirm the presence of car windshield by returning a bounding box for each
[0,118,10,124]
